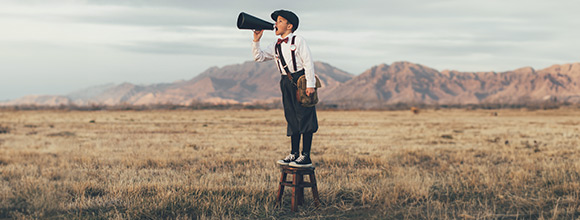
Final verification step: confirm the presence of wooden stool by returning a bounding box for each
[276,165,320,212]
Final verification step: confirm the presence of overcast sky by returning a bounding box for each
[1,0,579,101]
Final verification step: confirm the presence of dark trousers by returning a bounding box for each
[280,72,318,154]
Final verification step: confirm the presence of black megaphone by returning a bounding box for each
[237,12,274,30]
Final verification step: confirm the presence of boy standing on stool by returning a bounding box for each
[251,9,318,168]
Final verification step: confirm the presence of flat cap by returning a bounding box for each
[271,10,299,31]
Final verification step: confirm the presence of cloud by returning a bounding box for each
[1,0,579,100]
[77,6,229,27]
[113,41,248,57]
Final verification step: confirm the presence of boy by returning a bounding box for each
[251,9,318,168]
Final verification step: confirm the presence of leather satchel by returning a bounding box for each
[296,75,322,107]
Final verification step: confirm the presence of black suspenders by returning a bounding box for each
[291,36,297,72]
[275,36,298,75]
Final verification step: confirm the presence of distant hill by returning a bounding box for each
[0,61,353,106]
[2,61,579,107]
[322,61,580,107]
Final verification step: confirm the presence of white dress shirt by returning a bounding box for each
[252,33,316,88]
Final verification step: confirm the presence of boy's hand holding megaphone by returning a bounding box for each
[253,30,264,42]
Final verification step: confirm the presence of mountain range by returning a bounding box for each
[2,61,579,107]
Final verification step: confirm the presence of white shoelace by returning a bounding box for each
[284,154,296,161]
[295,155,306,162]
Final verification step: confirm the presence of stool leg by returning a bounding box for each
[309,173,320,207]
[297,173,304,206]
[276,171,287,207]
[291,173,298,212]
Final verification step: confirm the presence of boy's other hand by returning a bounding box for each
[306,88,315,96]
[253,30,264,42]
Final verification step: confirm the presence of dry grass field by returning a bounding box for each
[1,108,580,219]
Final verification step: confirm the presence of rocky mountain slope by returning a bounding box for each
[2,61,579,107]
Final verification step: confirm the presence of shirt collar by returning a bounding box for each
[279,33,294,42]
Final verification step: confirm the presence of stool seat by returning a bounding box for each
[276,165,320,212]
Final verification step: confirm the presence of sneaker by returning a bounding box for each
[277,153,298,165]
[289,154,313,168]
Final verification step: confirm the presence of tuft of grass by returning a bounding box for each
[46,131,75,137]
[0,125,10,134]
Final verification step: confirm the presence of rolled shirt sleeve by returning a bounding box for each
[297,37,316,88]
[252,41,275,62]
